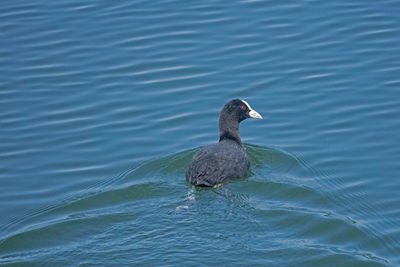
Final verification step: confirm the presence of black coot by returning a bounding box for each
[186,99,262,187]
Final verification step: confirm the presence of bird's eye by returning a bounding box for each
[241,105,246,110]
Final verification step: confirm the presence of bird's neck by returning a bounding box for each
[219,115,242,145]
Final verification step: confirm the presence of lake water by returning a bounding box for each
[1,0,400,266]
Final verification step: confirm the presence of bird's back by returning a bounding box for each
[186,139,250,187]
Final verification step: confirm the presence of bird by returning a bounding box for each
[186,99,262,187]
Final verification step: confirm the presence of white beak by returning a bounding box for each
[241,99,263,119]
[249,109,262,119]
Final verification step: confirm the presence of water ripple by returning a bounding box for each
[1,0,400,265]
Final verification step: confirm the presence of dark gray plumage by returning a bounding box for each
[186,99,262,187]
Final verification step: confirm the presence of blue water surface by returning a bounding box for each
[1,0,400,266]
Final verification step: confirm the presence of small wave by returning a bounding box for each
[0,145,392,266]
